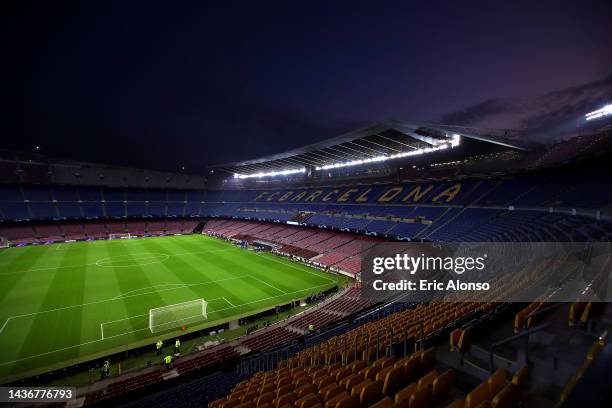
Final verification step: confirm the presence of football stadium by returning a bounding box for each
[1,119,612,407]
[3,2,612,408]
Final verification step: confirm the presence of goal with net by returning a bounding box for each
[149,299,208,333]
[109,233,135,239]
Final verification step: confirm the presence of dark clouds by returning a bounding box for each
[440,73,612,141]
[2,1,612,171]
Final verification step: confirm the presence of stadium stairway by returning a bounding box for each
[211,300,611,408]
[437,302,612,405]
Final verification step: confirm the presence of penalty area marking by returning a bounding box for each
[0,276,251,335]
[0,271,331,337]
[99,297,229,340]
[0,271,335,337]
[0,282,335,367]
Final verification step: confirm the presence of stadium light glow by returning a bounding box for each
[315,134,461,171]
[234,168,306,179]
[585,104,612,121]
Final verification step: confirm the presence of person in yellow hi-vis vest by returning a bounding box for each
[156,339,163,355]
[164,354,172,371]
[174,338,181,354]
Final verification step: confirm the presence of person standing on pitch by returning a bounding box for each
[174,338,181,354]
[156,339,163,355]
[164,354,172,371]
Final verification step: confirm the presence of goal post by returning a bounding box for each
[149,299,208,333]
[109,233,133,239]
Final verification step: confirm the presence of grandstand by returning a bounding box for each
[0,123,611,408]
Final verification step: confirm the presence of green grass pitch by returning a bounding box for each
[0,234,340,382]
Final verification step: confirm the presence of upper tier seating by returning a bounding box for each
[2,168,612,225]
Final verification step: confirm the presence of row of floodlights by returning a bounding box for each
[234,134,461,179]
[585,104,612,121]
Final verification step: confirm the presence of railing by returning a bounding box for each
[403,320,425,356]
[353,332,369,363]
[375,326,394,360]
[522,302,562,330]
[488,324,550,373]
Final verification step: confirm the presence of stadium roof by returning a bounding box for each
[210,119,532,176]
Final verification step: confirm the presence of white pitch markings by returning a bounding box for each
[251,251,337,283]
[0,282,335,367]
[0,262,99,276]
[0,247,232,276]
[0,318,12,335]
[248,275,287,294]
[101,298,226,325]
[111,283,190,300]
[1,276,251,322]
[222,297,236,307]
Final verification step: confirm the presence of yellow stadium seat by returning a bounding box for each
[324,391,347,408]
[568,302,586,327]
[376,366,394,382]
[319,384,343,402]
[241,391,258,403]
[350,379,371,397]
[382,366,405,396]
[347,360,367,374]
[296,393,321,408]
[409,383,431,408]
[274,392,297,408]
[235,402,256,408]
[332,394,359,408]
[209,398,224,408]
[394,383,417,405]
[294,377,311,388]
[370,396,393,408]
[296,384,317,398]
[275,384,293,398]
[334,367,352,383]
[491,384,519,408]
[450,329,461,351]
[256,392,274,407]
[340,374,362,392]
[465,382,490,408]
[487,368,507,397]
[362,365,383,381]
[221,399,241,408]
[359,380,383,407]
[417,370,438,390]
[432,369,455,404]
[511,366,528,389]
[420,348,436,374]
[316,376,334,391]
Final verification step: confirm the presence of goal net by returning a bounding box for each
[109,233,134,239]
[149,299,208,333]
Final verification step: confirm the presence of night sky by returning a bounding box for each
[3,0,611,173]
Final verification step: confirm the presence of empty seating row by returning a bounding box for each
[0,219,199,245]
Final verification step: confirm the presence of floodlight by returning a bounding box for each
[585,104,612,121]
